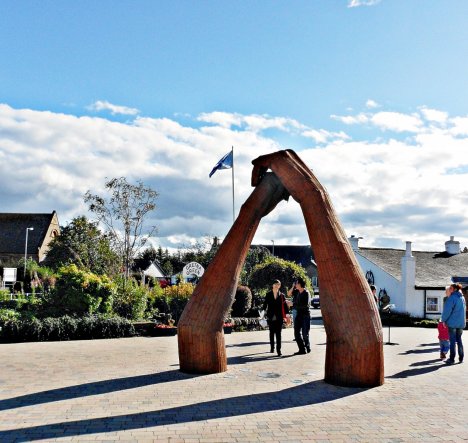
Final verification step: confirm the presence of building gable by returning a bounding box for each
[0,211,60,262]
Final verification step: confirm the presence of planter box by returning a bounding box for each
[153,327,177,336]
[133,321,157,336]
[223,326,232,334]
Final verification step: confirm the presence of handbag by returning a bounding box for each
[259,318,268,328]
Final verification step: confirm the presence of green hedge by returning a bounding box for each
[0,315,136,343]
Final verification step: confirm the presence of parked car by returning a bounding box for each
[311,294,320,309]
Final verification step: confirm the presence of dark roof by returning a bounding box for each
[357,247,468,288]
[255,244,314,268]
[0,212,56,255]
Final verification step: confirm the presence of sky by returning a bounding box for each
[1,0,468,254]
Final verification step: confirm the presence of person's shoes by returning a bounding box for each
[277,351,282,357]
[270,347,274,353]
[459,358,464,363]
[440,352,446,360]
[306,346,311,353]
[294,350,306,355]
[445,359,455,365]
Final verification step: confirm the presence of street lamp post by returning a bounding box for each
[271,239,275,256]
[24,227,34,278]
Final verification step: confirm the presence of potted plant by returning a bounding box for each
[153,317,177,336]
[223,319,233,334]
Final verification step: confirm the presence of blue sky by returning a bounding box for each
[1,0,468,253]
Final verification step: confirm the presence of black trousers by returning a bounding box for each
[294,312,311,352]
[268,319,283,351]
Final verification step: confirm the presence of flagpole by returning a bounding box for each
[231,146,235,223]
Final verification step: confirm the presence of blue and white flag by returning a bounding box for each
[209,150,233,178]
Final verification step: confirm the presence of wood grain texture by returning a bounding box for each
[178,173,289,374]
[178,149,384,387]
[252,150,384,387]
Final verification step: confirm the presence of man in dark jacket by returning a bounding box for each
[292,277,311,355]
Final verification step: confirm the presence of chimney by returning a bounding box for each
[405,241,413,257]
[348,235,361,251]
[445,236,460,255]
[401,240,416,312]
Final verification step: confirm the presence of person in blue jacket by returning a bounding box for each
[441,283,466,364]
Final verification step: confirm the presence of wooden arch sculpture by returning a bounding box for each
[178,150,384,387]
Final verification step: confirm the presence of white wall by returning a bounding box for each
[354,254,403,311]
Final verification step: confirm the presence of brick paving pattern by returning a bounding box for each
[0,320,467,442]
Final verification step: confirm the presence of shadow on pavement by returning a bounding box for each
[0,379,366,441]
[387,362,446,379]
[409,358,442,367]
[0,370,201,412]
[226,341,270,348]
[398,347,439,355]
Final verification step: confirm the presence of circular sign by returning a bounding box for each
[182,262,205,278]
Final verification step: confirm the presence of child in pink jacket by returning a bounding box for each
[438,319,450,360]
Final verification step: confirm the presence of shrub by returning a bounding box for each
[231,317,263,331]
[231,286,252,317]
[49,264,116,315]
[0,315,136,342]
[380,311,413,327]
[248,257,311,306]
[150,283,194,324]
[113,277,148,320]
[0,308,20,322]
[413,319,438,328]
[0,288,11,301]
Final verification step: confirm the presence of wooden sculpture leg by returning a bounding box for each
[252,150,384,387]
[178,173,288,374]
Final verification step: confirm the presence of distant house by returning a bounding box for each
[0,211,60,265]
[143,261,166,281]
[349,235,468,319]
[132,258,168,285]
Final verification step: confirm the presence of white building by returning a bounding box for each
[349,235,468,319]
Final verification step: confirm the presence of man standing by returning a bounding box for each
[442,283,466,364]
[291,278,311,355]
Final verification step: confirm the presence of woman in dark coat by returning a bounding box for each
[262,279,289,356]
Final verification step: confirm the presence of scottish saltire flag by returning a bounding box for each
[209,150,233,178]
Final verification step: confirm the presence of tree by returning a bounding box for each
[135,246,158,271]
[248,256,311,306]
[46,216,120,276]
[240,245,272,285]
[84,177,158,280]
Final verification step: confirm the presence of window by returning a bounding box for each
[426,297,440,313]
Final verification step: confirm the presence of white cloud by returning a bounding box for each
[88,100,140,116]
[348,0,382,7]
[449,116,468,136]
[198,111,305,133]
[420,107,448,124]
[302,128,350,144]
[331,113,369,125]
[0,103,467,252]
[197,112,243,128]
[332,110,423,133]
[366,99,380,109]
[370,111,423,133]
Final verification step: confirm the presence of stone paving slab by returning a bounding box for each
[0,322,467,442]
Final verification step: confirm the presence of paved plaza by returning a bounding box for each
[1,319,467,442]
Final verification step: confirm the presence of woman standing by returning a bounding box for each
[262,279,289,357]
